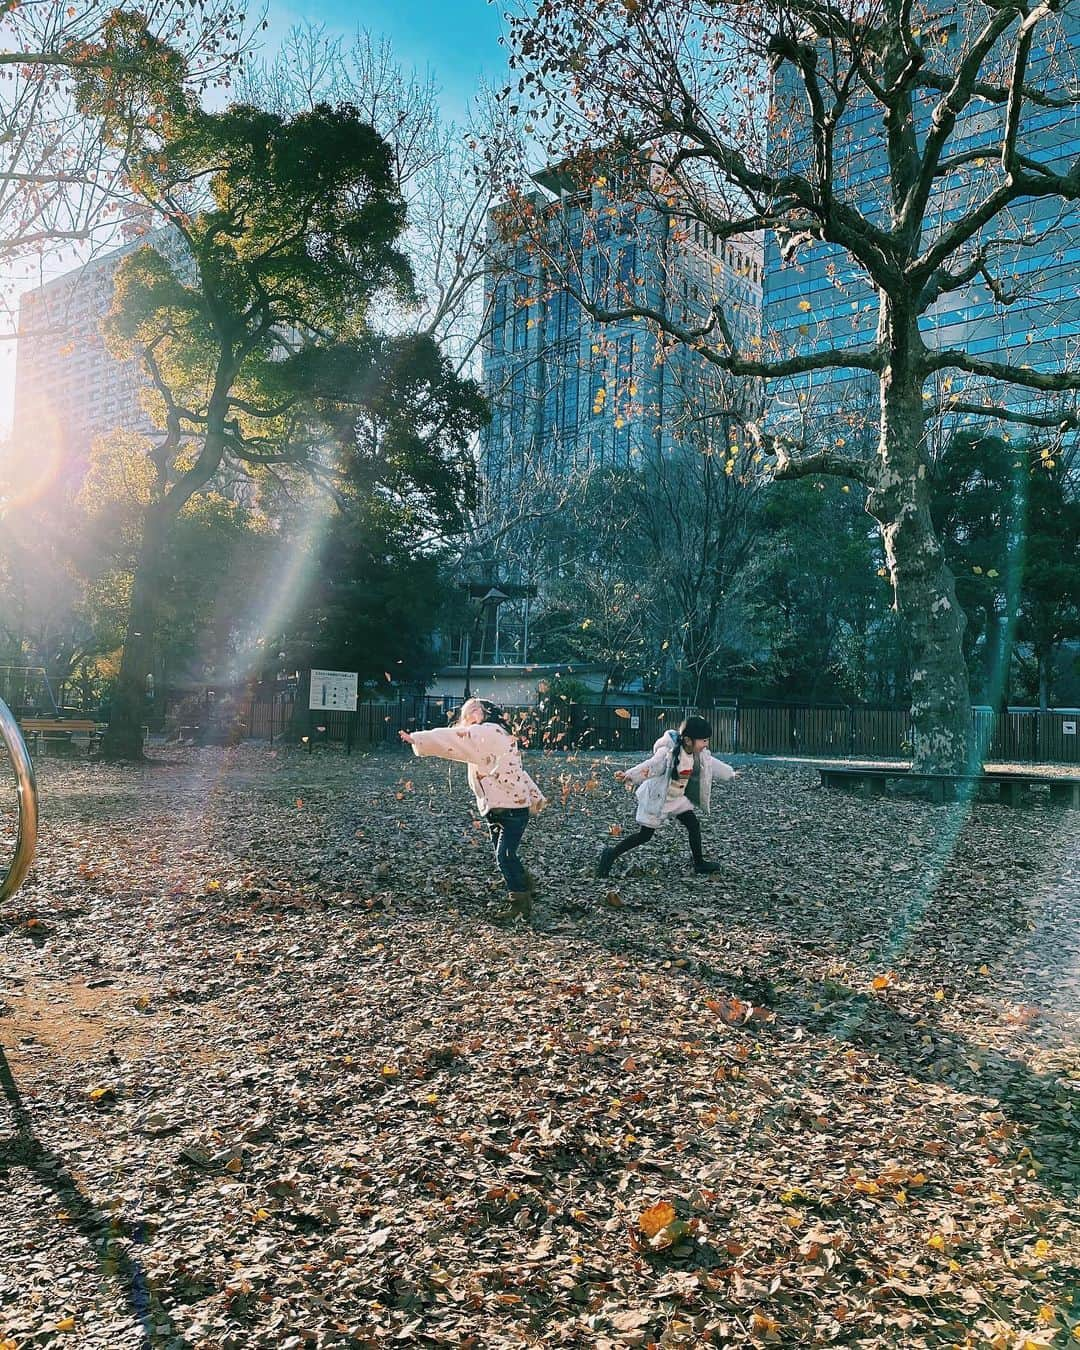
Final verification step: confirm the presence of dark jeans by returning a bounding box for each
[486,807,530,892]
[609,810,703,863]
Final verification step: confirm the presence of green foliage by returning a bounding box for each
[930,432,1080,705]
[282,502,464,690]
[752,480,894,703]
[292,332,486,538]
[71,8,191,143]
[745,475,901,702]
[76,431,273,685]
[82,81,486,756]
[102,98,419,492]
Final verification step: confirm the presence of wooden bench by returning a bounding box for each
[819,765,1080,807]
[19,718,101,756]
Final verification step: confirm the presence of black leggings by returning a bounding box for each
[609,811,703,863]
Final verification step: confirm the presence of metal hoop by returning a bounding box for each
[0,696,38,901]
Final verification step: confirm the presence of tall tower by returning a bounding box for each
[12,228,186,484]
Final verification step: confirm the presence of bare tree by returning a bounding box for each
[501,0,1080,771]
[0,0,254,343]
[235,23,499,372]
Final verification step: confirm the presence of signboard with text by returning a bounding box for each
[308,670,358,712]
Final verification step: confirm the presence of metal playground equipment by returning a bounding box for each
[0,695,38,901]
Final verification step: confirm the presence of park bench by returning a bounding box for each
[18,718,102,757]
[818,764,1080,808]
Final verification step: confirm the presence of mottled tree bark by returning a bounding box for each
[867,306,972,772]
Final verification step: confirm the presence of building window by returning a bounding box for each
[512,280,528,353]
[617,243,638,295]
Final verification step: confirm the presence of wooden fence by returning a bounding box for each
[240,695,1079,764]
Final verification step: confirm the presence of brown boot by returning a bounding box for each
[492,890,532,922]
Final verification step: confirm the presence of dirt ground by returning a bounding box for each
[0,744,1077,1349]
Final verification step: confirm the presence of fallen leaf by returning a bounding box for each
[637,1201,676,1237]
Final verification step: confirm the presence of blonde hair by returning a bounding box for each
[456,697,485,726]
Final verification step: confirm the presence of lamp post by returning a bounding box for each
[463,586,508,700]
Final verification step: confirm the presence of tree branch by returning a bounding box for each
[570,289,884,379]
[926,348,1080,391]
[745,423,874,486]
[935,400,1079,431]
[901,5,1021,235]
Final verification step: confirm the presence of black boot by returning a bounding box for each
[595,846,617,878]
[694,859,722,875]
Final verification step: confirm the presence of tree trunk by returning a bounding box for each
[289,670,315,744]
[101,509,169,761]
[868,309,973,773]
[1037,646,1051,712]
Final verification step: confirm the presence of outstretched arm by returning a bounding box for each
[708,753,740,782]
[401,726,487,767]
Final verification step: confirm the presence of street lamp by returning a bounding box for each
[463,586,509,700]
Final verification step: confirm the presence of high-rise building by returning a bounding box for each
[480,163,763,505]
[762,9,1080,446]
[465,164,764,674]
[12,228,185,482]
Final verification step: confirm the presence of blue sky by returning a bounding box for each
[0,0,508,430]
[263,0,507,123]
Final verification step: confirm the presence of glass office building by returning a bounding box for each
[762,8,1080,446]
[480,164,763,504]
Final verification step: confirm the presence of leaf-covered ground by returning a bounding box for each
[1,745,1077,1349]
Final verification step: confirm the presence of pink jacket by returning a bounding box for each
[409,722,547,817]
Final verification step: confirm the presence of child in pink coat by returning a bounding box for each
[400,698,546,920]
